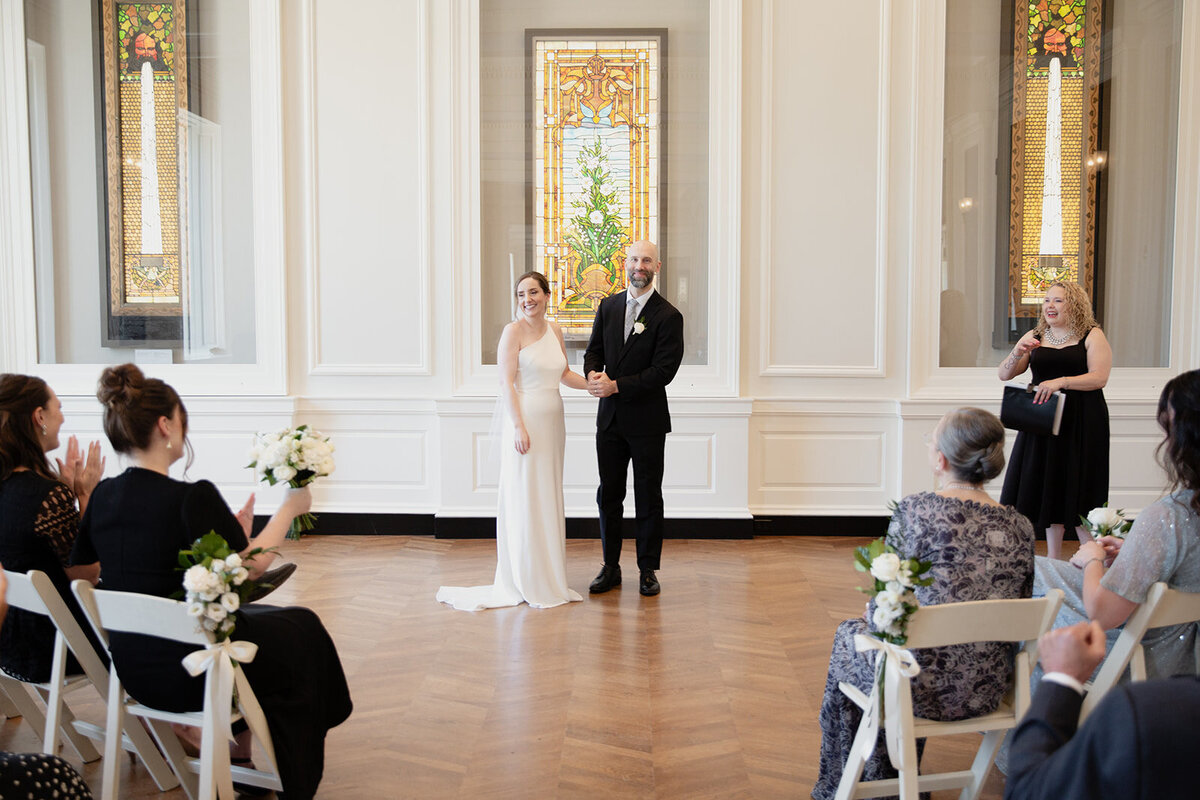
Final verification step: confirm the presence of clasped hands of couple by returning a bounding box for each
[513,373,613,453]
[585,371,617,399]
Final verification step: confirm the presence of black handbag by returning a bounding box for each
[1000,383,1065,436]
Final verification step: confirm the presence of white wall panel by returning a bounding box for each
[759,433,884,489]
[758,0,887,375]
[439,397,749,518]
[308,0,428,374]
[751,401,897,515]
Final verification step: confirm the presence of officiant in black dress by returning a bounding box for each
[996,281,1112,559]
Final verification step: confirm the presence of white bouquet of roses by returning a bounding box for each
[179,532,270,642]
[247,425,335,539]
[854,538,933,642]
[1080,503,1133,540]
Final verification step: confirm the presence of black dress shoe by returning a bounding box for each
[639,570,660,596]
[589,564,622,594]
[246,562,297,603]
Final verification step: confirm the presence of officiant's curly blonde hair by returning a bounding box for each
[1033,280,1098,341]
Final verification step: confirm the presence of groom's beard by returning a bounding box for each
[629,272,651,288]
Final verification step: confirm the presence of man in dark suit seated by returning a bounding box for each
[1005,619,1200,799]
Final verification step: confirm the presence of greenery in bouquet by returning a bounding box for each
[177,532,273,644]
[1080,502,1133,540]
[853,534,934,646]
[247,425,335,539]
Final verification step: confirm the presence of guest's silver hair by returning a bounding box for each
[936,407,1006,484]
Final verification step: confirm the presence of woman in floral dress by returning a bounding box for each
[813,408,1035,799]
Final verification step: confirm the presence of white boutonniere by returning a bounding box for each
[632,317,646,335]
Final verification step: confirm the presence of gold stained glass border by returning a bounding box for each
[101,0,189,328]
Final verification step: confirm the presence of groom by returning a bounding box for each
[583,240,685,596]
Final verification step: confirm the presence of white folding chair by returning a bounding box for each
[1079,581,1200,721]
[72,579,282,800]
[0,568,178,791]
[834,590,1064,800]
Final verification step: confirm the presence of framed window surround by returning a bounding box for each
[908,0,1200,397]
[0,0,288,396]
[455,0,741,397]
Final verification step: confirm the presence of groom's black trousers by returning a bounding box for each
[596,427,665,571]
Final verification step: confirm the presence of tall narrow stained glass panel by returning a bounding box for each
[1006,0,1104,323]
[530,32,664,339]
[101,0,190,344]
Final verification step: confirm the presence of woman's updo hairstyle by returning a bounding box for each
[514,271,549,296]
[935,407,1007,485]
[97,364,189,460]
[0,373,55,481]
[1156,369,1200,514]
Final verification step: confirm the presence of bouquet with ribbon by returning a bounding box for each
[852,516,934,736]
[247,425,335,539]
[853,537,933,644]
[178,532,272,642]
[1080,503,1133,541]
[178,533,274,753]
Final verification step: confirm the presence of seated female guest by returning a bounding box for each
[0,373,105,683]
[812,408,1035,799]
[1035,368,1200,679]
[72,364,352,800]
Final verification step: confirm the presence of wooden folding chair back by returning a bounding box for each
[72,579,281,800]
[834,590,1064,800]
[1080,581,1200,721]
[0,569,177,792]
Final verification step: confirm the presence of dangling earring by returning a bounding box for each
[166,441,172,450]
[41,424,47,436]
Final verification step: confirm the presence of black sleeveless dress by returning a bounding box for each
[1000,328,1110,530]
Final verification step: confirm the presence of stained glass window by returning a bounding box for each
[531,34,662,339]
[1006,0,1102,317]
[102,0,189,343]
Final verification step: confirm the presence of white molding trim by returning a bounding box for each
[451,0,483,394]
[303,0,432,377]
[757,0,889,378]
[1170,2,1200,371]
[450,0,742,397]
[907,0,1200,400]
[0,1,289,396]
[0,1,38,371]
[247,0,288,395]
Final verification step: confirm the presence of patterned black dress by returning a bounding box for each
[812,493,1035,800]
[1000,328,1110,531]
[0,471,106,682]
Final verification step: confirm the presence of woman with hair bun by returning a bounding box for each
[73,364,351,800]
[0,373,105,683]
[812,408,1035,799]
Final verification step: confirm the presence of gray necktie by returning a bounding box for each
[624,295,638,342]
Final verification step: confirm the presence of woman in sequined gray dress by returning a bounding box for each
[812,408,1035,800]
[1035,369,1200,681]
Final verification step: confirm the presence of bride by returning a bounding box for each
[437,271,589,610]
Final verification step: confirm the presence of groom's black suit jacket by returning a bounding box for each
[583,289,684,435]
[1004,675,1200,800]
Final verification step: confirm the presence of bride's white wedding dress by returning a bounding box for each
[437,327,583,610]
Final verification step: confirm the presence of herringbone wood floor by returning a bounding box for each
[1,535,1046,799]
